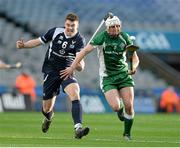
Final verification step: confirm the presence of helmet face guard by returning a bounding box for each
[105,16,122,38]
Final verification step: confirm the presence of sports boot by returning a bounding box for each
[42,113,54,133]
[74,127,90,139]
[123,133,132,141]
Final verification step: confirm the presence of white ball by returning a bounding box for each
[130,36,136,41]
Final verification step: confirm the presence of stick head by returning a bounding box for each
[104,12,114,21]
[126,45,139,52]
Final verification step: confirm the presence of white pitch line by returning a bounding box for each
[94,138,180,144]
[1,136,180,145]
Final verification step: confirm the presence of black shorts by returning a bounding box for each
[43,73,77,100]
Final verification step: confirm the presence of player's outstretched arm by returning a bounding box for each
[60,44,94,79]
[16,38,42,49]
[0,60,10,69]
[76,59,85,72]
[0,60,22,69]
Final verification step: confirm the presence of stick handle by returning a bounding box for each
[87,12,114,45]
[128,51,134,75]
[87,20,104,45]
[9,65,17,69]
[130,57,133,71]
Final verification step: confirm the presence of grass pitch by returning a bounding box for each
[0,112,180,147]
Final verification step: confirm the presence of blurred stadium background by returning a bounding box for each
[1,0,180,147]
[0,0,180,114]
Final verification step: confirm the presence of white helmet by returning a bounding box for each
[105,16,122,28]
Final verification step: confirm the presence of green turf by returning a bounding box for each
[0,112,180,147]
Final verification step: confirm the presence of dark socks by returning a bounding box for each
[124,117,133,136]
[42,108,54,120]
[117,108,124,121]
[71,100,82,125]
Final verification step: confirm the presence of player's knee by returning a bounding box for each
[111,104,120,112]
[42,104,54,113]
[69,93,80,101]
[125,105,134,115]
[124,105,135,118]
[43,107,52,113]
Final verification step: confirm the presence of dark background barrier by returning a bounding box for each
[0,86,171,113]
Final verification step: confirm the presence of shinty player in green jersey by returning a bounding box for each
[61,15,139,140]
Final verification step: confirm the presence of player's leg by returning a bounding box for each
[104,89,121,111]
[63,79,89,139]
[42,97,56,133]
[104,89,124,121]
[41,73,60,133]
[117,98,125,121]
[119,86,134,140]
[102,79,124,121]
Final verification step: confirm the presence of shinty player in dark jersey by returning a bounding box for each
[16,13,89,139]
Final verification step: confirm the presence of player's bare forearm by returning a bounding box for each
[0,64,10,69]
[24,39,42,48]
[0,62,22,69]
[132,52,139,70]
[128,52,139,75]
[16,38,41,49]
[0,60,10,69]
[71,44,94,70]
[60,44,94,79]
[126,44,139,74]
[76,60,85,71]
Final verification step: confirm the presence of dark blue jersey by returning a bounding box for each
[39,27,86,73]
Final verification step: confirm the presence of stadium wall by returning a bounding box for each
[0,85,161,113]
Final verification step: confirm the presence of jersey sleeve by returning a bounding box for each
[39,27,56,44]
[121,32,133,46]
[90,31,105,46]
[122,32,136,57]
[76,36,86,52]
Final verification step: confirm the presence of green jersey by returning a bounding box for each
[90,31,134,92]
[91,31,133,77]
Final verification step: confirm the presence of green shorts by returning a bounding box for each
[100,73,134,93]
